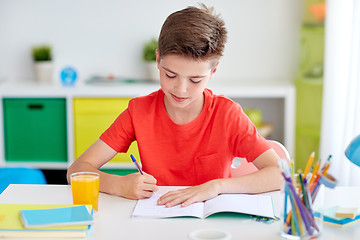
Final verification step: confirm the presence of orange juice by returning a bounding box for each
[70,172,100,210]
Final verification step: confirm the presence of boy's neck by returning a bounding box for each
[164,93,205,125]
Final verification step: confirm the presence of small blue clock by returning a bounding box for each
[60,67,77,86]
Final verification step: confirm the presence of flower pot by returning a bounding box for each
[145,62,159,82]
[34,61,54,84]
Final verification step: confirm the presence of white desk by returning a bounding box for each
[0,184,360,240]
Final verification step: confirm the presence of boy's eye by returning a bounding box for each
[190,79,201,84]
[166,73,176,79]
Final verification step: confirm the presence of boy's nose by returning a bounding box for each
[174,79,188,94]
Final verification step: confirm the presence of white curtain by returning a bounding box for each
[320,0,360,186]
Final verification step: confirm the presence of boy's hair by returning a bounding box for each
[158,4,227,61]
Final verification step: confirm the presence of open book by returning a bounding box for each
[132,192,275,219]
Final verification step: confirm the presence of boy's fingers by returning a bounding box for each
[160,192,193,207]
[158,191,180,204]
[143,183,158,192]
[139,190,154,199]
[181,198,197,207]
[165,197,187,207]
[143,172,157,184]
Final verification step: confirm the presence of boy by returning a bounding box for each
[67,4,281,208]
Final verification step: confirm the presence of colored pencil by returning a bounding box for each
[303,152,315,179]
[309,159,321,184]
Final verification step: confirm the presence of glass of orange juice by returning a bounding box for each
[70,172,100,211]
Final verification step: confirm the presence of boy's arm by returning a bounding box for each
[67,139,158,199]
[157,149,281,207]
[218,148,282,193]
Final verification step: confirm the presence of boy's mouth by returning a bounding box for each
[171,93,187,102]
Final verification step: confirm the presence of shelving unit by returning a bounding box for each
[0,80,295,172]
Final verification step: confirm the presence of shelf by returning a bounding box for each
[0,81,295,169]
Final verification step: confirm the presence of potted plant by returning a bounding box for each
[142,38,159,81]
[32,45,53,84]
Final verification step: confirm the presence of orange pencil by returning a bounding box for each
[309,159,321,184]
[320,155,332,176]
[322,163,330,176]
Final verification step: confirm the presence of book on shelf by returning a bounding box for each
[132,190,275,219]
[315,205,360,227]
[0,204,93,238]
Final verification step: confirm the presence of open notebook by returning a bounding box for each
[132,191,275,219]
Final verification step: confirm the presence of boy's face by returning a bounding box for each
[157,51,218,112]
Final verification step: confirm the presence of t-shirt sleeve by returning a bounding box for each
[227,103,271,162]
[99,107,135,153]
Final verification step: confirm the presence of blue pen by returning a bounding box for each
[130,154,143,175]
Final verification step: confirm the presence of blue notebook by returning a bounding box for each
[20,205,94,229]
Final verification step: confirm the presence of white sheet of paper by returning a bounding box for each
[203,194,274,218]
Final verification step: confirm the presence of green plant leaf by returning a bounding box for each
[143,38,157,62]
[32,45,52,62]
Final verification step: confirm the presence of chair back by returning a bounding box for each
[230,140,290,177]
[0,167,47,194]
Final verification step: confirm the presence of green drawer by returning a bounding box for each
[3,98,67,162]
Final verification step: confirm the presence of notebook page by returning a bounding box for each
[203,194,274,218]
[132,193,204,218]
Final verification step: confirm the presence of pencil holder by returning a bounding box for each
[280,174,324,239]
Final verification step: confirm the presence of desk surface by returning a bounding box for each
[1,184,360,240]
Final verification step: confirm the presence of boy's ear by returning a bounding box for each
[156,49,160,67]
[211,61,220,75]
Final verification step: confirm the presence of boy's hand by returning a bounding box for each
[119,172,158,199]
[157,180,221,207]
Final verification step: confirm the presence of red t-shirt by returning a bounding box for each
[100,89,270,186]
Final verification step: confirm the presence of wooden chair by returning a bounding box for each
[231,140,290,177]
